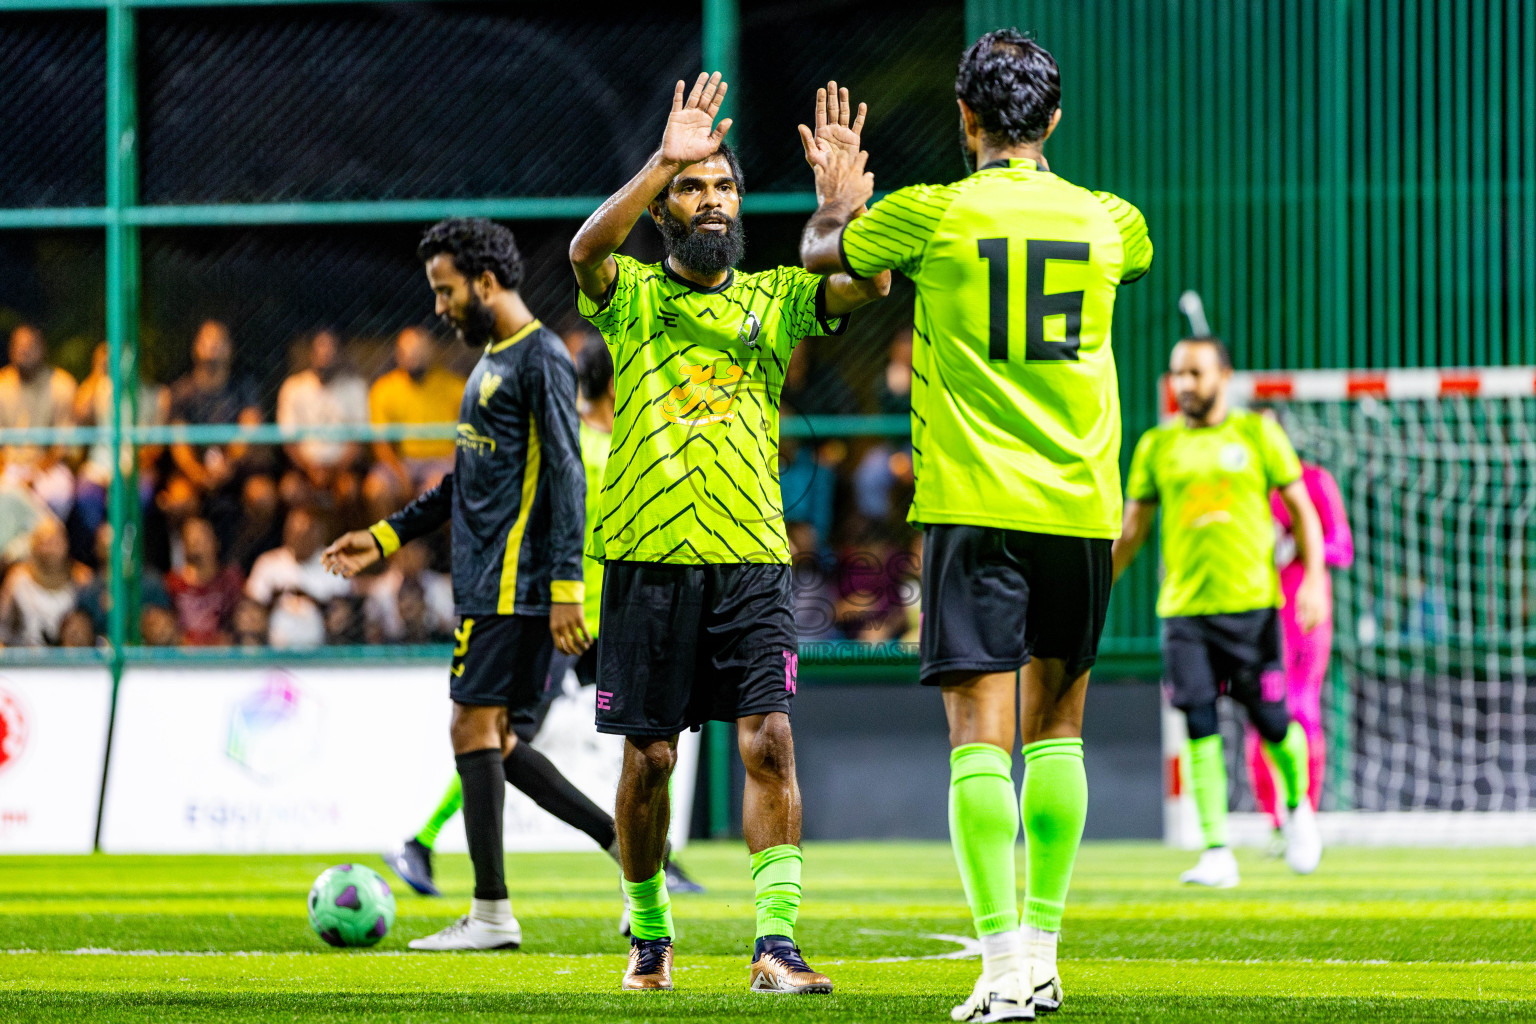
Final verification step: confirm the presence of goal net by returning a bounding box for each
[1163,367,1536,846]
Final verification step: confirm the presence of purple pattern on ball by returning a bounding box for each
[371,916,388,938]
[319,928,344,947]
[338,863,353,871]
[335,884,362,910]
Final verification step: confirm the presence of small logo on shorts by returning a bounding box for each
[596,690,613,711]
[782,651,798,694]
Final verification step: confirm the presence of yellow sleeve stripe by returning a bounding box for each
[550,579,585,604]
[497,417,542,614]
[1093,190,1154,282]
[369,521,402,558]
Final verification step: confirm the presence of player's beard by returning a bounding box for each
[959,123,981,174]
[445,293,499,348]
[1177,390,1218,421]
[658,210,746,276]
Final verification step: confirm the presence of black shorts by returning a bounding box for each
[1162,609,1285,710]
[509,644,600,744]
[919,524,1112,685]
[596,561,797,739]
[449,613,554,711]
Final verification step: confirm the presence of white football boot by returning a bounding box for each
[1283,803,1323,875]
[408,913,522,950]
[1179,846,1240,888]
[951,969,1033,1022]
[1020,927,1062,1013]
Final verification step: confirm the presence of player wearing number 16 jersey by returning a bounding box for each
[802,30,1151,1022]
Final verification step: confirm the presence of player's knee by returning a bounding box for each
[1249,702,1291,745]
[740,714,795,781]
[449,704,502,752]
[624,738,677,788]
[1183,702,1219,740]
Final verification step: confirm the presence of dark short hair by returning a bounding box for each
[417,218,523,291]
[576,337,614,402]
[654,140,745,205]
[955,29,1061,147]
[1179,335,1233,370]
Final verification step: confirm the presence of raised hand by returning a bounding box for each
[799,80,868,171]
[661,72,733,166]
[812,144,874,213]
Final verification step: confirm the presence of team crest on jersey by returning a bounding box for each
[456,424,497,455]
[738,311,762,349]
[477,372,503,408]
[661,362,745,426]
[1218,443,1250,472]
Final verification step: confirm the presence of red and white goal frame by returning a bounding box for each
[1159,366,1536,419]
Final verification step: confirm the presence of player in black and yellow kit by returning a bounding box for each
[323,218,589,950]
[569,73,889,993]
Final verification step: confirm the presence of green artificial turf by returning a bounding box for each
[2,842,1533,1022]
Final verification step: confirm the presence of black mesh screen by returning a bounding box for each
[138,3,699,204]
[0,230,106,379]
[737,0,965,194]
[0,12,105,208]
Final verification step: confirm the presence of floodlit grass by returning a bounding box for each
[3,842,1533,1022]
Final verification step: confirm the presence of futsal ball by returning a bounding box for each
[308,863,396,947]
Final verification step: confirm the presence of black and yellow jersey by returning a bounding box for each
[369,320,584,615]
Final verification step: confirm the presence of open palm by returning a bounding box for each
[800,81,868,171]
[661,72,732,165]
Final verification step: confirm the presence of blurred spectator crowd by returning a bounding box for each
[0,315,921,649]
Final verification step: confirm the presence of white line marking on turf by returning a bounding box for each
[858,930,981,962]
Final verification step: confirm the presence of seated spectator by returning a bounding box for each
[77,522,171,636]
[0,324,78,523]
[362,539,454,643]
[0,518,91,646]
[167,320,269,551]
[73,340,171,537]
[227,473,283,575]
[324,596,366,645]
[276,329,368,519]
[165,517,243,645]
[244,506,350,648]
[363,327,464,522]
[394,577,456,644]
[56,608,97,648]
[230,597,269,648]
[139,605,181,647]
[833,521,909,641]
[143,473,202,573]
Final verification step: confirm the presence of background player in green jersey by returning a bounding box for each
[1113,336,1327,888]
[384,338,703,909]
[568,72,889,993]
[802,29,1151,1023]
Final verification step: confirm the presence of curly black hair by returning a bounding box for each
[653,140,746,205]
[955,29,1061,147]
[575,336,614,402]
[416,218,523,290]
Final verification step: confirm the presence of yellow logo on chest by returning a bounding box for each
[478,372,503,408]
[661,362,745,426]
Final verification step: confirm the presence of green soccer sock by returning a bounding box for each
[414,775,463,851]
[949,743,1021,936]
[750,844,803,940]
[1188,734,1230,849]
[1021,738,1088,933]
[1263,722,1310,810]
[622,869,675,941]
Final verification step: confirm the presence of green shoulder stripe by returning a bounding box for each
[1092,191,1154,283]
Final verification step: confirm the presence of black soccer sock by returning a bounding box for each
[456,748,508,901]
[504,740,617,852]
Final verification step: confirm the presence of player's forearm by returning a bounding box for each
[1284,487,1327,581]
[1111,502,1155,583]
[381,472,453,547]
[801,199,861,276]
[570,150,682,278]
[824,271,891,316]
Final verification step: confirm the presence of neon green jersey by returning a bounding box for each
[578,420,611,632]
[1125,410,1303,617]
[841,158,1152,538]
[577,254,843,565]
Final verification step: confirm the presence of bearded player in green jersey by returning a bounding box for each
[803,30,1151,1022]
[569,72,889,993]
[1113,336,1326,887]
